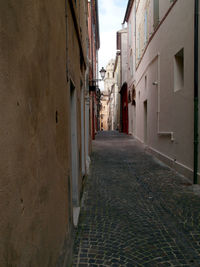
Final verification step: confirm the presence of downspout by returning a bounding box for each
[194,0,199,184]
[156,53,174,141]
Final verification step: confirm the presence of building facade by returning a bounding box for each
[113,52,121,131]
[123,0,200,181]
[88,0,100,140]
[117,28,128,134]
[0,0,96,266]
[103,59,115,130]
[100,91,110,131]
[126,0,137,136]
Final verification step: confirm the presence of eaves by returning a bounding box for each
[123,0,135,23]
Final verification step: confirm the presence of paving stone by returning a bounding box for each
[72,131,200,266]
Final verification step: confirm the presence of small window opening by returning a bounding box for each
[153,0,159,29]
[145,76,147,90]
[174,48,184,92]
[56,110,58,123]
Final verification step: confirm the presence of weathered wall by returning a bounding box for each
[68,2,88,203]
[0,0,75,266]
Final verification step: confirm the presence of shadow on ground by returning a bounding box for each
[73,131,200,267]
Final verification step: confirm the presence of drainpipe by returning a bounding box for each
[194,0,199,184]
[156,53,174,141]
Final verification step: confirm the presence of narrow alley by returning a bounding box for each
[1,1,200,266]
[73,132,200,267]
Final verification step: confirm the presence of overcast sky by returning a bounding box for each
[98,0,128,89]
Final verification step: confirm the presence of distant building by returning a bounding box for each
[103,59,115,130]
[100,91,110,131]
[117,27,128,134]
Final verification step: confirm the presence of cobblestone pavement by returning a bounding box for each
[73,131,200,267]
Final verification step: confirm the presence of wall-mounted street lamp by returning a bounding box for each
[99,67,106,80]
[89,67,106,92]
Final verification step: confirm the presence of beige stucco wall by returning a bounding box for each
[0,0,88,266]
[135,0,196,179]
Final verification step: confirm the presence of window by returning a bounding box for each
[129,21,132,46]
[130,50,133,77]
[144,9,148,44]
[174,48,184,92]
[128,91,131,103]
[145,75,147,90]
[132,87,136,105]
[153,0,159,29]
[137,30,141,59]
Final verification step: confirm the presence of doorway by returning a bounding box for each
[81,85,85,177]
[121,83,128,134]
[144,100,147,144]
[70,81,79,207]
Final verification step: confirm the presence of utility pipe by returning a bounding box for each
[194,0,199,184]
[157,53,174,141]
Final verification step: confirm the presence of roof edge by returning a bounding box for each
[123,0,134,23]
[95,0,100,49]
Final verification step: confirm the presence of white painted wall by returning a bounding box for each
[126,0,197,180]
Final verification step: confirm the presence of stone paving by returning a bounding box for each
[72,131,200,266]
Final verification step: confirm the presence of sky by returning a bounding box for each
[98,0,128,89]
